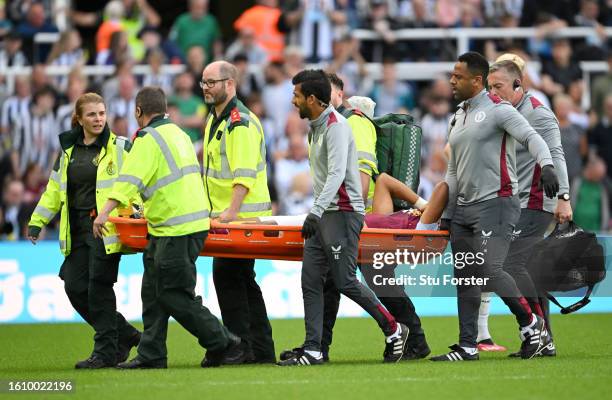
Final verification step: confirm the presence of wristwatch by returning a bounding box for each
[558,193,570,201]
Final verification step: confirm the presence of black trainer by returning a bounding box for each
[117,331,142,363]
[519,315,548,359]
[201,333,247,368]
[402,338,431,361]
[280,346,329,363]
[430,344,479,361]
[75,355,115,369]
[540,341,557,357]
[277,349,324,366]
[116,357,167,369]
[383,323,409,363]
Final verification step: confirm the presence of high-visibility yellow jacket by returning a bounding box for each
[29,125,134,255]
[343,108,378,212]
[202,97,272,218]
[109,115,210,237]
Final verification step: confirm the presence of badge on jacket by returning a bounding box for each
[92,153,100,166]
[106,160,115,175]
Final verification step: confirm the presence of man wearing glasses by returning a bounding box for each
[199,61,276,365]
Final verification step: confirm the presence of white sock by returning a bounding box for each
[416,221,438,231]
[477,292,492,342]
[305,350,322,359]
[461,346,478,355]
[385,324,402,343]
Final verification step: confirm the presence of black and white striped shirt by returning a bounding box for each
[12,107,59,175]
[56,103,74,132]
[108,96,138,137]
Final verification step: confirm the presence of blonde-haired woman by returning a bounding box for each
[28,93,140,369]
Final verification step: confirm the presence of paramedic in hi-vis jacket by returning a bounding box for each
[200,61,276,365]
[430,52,559,362]
[278,69,409,366]
[94,87,245,369]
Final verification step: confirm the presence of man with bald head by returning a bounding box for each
[200,61,276,365]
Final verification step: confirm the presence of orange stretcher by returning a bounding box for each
[110,217,449,263]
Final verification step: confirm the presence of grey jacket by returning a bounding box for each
[307,105,365,217]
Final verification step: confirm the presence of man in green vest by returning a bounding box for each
[200,60,275,364]
[94,86,245,369]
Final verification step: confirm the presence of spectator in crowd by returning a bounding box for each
[111,115,129,138]
[589,94,612,180]
[541,39,583,101]
[30,63,53,94]
[169,0,222,61]
[1,75,31,183]
[591,51,612,120]
[108,73,138,136]
[119,0,161,63]
[185,45,207,99]
[233,54,264,103]
[96,30,131,66]
[369,58,415,116]
[573,0,608,61]
[277,0,345,63]
[11,85,59,180]
[554,93,589,184]
[0,30,28,69]
[274,131,311,215]
[261,61,295,151]
[21,162,44,205]
[420,93,452,160]
[0,0,12,40]
[225,27,269,66]
[141,47,173,94]
[482,0,523,27]
[362,0,400,61]
[56,71,88,132]
[95,1,125,57]
[69,0,107,64]
[435,0,460,28]
[327,34,368,95]
[137,25,183,64]
[101,58,134,100]
[235,0,284,61]
[46,30,85,91]
[168,71,206,142]
[405,0,444,61]
[283,46,305,80]
[15,1,58,63]
[571,153,611,231]
[1,180,24,240]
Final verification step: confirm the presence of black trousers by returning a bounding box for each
[60,212,139,364]
[450,197,532,348]
[137,231,231,362]
[212,257,275,362]
[321,262,426,352]
[301,211,396,351]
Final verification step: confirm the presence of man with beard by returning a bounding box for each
[199,61,276,365]
[278,69,408,366]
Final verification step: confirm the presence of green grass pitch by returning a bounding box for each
[1,314,612,400]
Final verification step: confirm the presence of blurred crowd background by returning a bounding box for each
[1,0,611,241]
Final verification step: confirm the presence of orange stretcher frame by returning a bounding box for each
[110,217,450,263]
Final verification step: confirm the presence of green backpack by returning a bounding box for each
[341,109,423,210]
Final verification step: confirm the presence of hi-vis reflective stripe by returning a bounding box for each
[142,164,201,199]
[366,198,373,208]
[357,151,377,163]
[96,179,115,189]
[150,209,210,228]
[117,174,146,192]
[207,115,266,181]
[50,170,60,184]
[210,202,271,217]
[143,127,179,172]
[103,235,120,246]
[359,163,374,174]
[115,137,127,171]
[34,204,56,220]
[59,240,66,249]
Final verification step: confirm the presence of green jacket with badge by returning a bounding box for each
[202,97,271,218]
[109,116,210,237]
[29,125,135,256]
